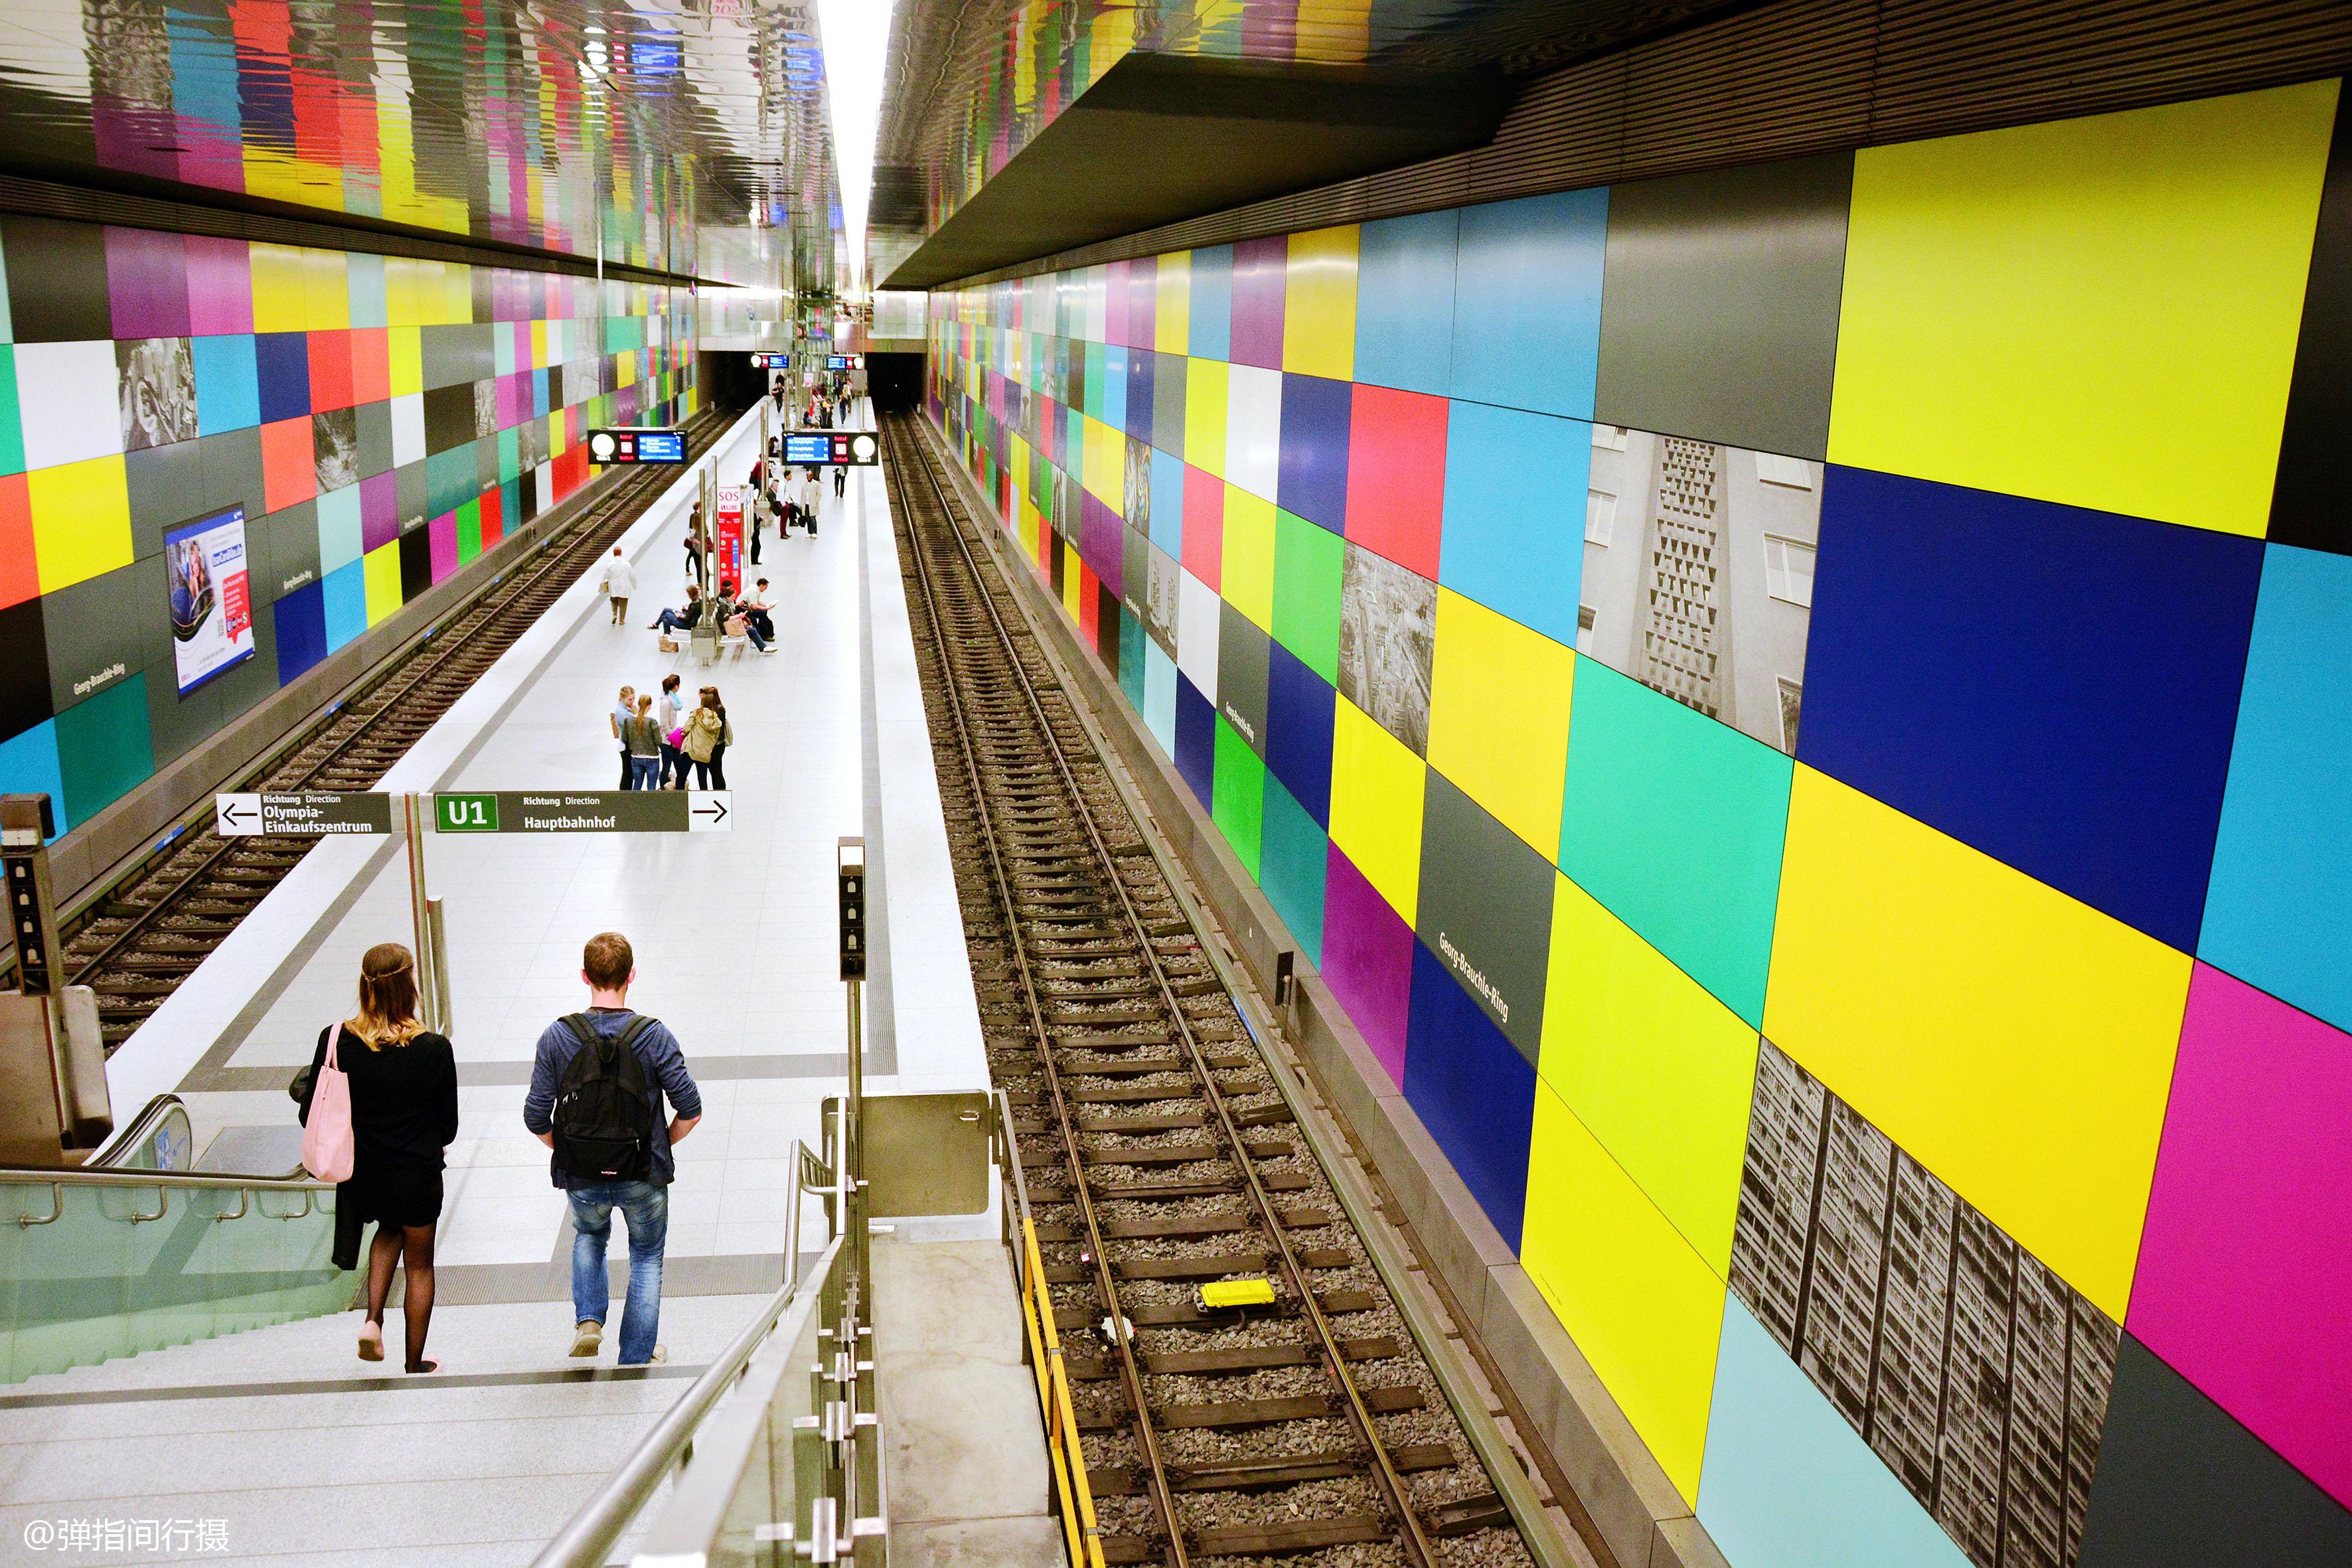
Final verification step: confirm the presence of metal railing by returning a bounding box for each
[991,1088,1104,1568]
[534,1102,888,1568]
[3,1095,339,1383]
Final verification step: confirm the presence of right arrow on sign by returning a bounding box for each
[688,792,732,831]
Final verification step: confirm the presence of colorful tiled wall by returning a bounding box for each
[929,78,2352,1568]
[0,214,695,836]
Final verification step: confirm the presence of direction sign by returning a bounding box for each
[430,791,731,833]
[215,792,395,836]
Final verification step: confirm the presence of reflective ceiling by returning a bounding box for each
[872,1,1753,285]
[0,0,846,294]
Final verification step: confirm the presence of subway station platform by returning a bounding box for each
[0,401,1055,1566]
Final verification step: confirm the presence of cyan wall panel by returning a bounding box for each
[1698,1297,1974,1568]
[1260,771,1328,963]
[1438,400,1587,645]
[1449,189,1608,420]
[1188,244,1233,362]
[2199,543,2352,1034]
[1354,209,1458,396]
[1558,662,1792,1028]
[1403,940,1535,1249]
[1798,467,2264,952]
[1596,153,1852,461]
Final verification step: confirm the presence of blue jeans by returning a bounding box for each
[653,607,692,633]
[568,1181,668,1364]
[627,755,659,789]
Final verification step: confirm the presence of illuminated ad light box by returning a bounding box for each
[165,505,255,695]
[586,428,687,465]
[783,431,881,466]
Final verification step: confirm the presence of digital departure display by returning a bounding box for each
[783,431,882,467]
[749,353,789,370]
[586,428,687,465]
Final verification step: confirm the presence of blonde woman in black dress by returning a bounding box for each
[298,943,459,1373]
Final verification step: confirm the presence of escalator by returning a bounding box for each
[0,1094,341,1384]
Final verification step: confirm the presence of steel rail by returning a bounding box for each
[886,417,1439,1568]
[63,410,729,1002]
[881,424,1176,1567]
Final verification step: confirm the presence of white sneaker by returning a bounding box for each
[570,1321,603,1358]
[650,1344,668,1364]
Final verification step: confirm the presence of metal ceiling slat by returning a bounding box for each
[923,0,2352,291]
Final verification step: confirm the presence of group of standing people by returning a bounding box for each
[298,931,702,1372]
[613,676,732,790]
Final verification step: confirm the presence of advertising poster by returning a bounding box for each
[714,486,745,591]
[165,505,255,695]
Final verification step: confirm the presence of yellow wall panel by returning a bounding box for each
[1081,414,1122,507]
[1157,252,1192,353]
[1283,225,1360,382]
[1537,875,1759,1274]
[301,246,349,331]
[1827,80,2337,536]
[1327,697,1425,919]
[1523,1083,1725,1506]
[28,456,132,593]
[384,256,422,329]
[1425,591,1574,856]
[388,327,423,397]
[248,244,308,333]
[362,541,404,625]
[1763,767,2192,1317]
[1061,541,1083,618]
[1221,485,1277,631]
[1185,357,1227,478]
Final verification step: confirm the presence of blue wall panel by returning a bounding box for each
[1798,467,2264,951]
[1449,189,1608,421]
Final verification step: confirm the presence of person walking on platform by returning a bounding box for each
[683,501,706,588]
[682,687,731,789]
[832,462,847,500]
[601,546,635,626]
[523,932,701,1367]
[297,943,458,1375]
[621,695,662,789]
[611,684,636,790]
[656,674,686,789]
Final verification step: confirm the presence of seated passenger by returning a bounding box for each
[648,582,704,634]
[742,580,777,645]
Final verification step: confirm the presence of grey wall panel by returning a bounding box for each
[262,499,321,604]
[1594,151,1852,460]
[1215,599,1271,756]
[354,399,395,479]
[2077,1336,2352,1568]
[1413,770,1553,1066]
[195,426,266,531]
[144,658,221,769]
[43,564,149,716]
[123,439,204,560]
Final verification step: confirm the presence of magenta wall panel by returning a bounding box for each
[2130,963,2352,1508]
[1320,843,1414,1086]
[183,236,254,335]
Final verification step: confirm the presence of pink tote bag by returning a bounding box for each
[301,1027,356,1182]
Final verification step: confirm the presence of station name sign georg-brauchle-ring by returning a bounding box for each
[215,790,732,836]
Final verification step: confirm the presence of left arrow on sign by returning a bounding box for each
[216,793,263,835]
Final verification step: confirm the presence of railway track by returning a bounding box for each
[60,406,736,1050]
[884,414,1535,1568]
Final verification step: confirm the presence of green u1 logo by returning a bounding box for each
[435,793,499,832]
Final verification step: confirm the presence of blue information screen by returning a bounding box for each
[783,433,834,465]
[826,354,848,370]
[633,431,686,463]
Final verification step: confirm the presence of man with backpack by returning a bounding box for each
[522,931,702,1366]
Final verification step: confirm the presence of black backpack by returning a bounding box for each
[551,1013,660,1182]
